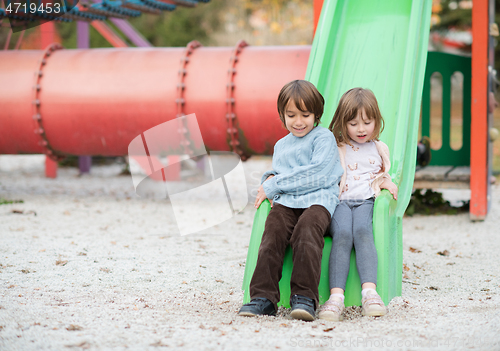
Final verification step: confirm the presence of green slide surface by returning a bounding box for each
[242,0,432,308]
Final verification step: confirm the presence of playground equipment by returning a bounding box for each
[415,51,472,189]
[0,45,310,157]
[243,0,432,308]
[414,1,495,221]
[0,0,495,308]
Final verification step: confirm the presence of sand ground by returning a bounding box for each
[0,155,499,351]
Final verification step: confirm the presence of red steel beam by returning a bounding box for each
[313,0,323,35]
[470,0,489,220]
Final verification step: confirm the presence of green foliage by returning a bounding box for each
[58,155,79,167]
[130,1,226,47]
[56,21,116,49]
[432,0,472,30]
[0,198,24,205]
[405,189,469,216]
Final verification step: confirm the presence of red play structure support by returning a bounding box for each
[313,0,323,34]
[470,0,489,220]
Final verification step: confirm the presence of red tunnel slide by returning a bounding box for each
[0,44,311,159]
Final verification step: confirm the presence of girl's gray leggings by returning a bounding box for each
[328,198,377,290]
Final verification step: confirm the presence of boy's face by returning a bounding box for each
[346,108,375,144]
[284,100,315,138]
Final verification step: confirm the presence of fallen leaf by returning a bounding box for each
[77,252,87,256]
[409,247,422,253]
[56,260,68,266]
[215,279,224,283]
[66,324,83,331]
[403,264,410,271]
[65,341,91,349]
[427,286,439,290]
[150,340,169,347]
[323,327,335,332]
[437,250,450,256]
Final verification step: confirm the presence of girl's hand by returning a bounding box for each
[381,180,398,200]
[254,175,275,209]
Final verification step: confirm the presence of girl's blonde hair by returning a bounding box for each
[329,88,384,145]
[277,80,324,127]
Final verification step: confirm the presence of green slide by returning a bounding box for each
[242,0,432,308]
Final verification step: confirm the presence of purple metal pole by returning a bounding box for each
[78,155,92,174]
[77,21,92,174]
[109,18,153,47]
[77,21,90,49]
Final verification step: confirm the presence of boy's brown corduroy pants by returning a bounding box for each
[249,203,331,311]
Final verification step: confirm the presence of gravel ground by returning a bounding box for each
[0,155,499,351]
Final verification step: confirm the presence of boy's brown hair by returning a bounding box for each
[329,88,385,145]
[277,80,324,127]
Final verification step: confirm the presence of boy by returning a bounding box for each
[238,80,343,321]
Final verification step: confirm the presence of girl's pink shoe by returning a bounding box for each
[361,290,387,317]
[318,296,344,321]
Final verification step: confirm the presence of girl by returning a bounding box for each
[319,88,398,321]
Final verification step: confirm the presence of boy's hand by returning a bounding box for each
[254,175,274,209]
[381,179,398,200]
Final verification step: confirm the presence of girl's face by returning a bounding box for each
[284,100,315,138]
[346,108,375,144]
